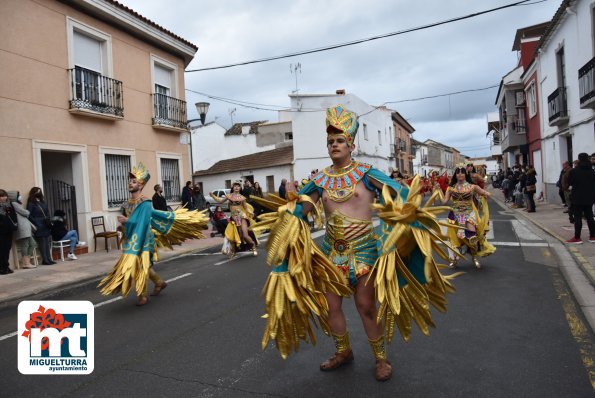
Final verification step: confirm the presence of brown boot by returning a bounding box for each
[150,281,167,296]
[375,359,392,381]
[319,349,354,371]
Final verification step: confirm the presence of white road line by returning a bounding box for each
[0,273,195,342]
[511,219,544,241]
[0,331,18,341]
[486,220,494,240]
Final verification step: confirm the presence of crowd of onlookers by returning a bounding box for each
[0,187,85,275]
[494,152,595,244]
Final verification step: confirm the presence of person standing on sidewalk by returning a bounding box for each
[0,189,18,274]
[99,163,208,306]
[565,153,595,244]
[557,161,569,207]
[9,191,37,269]
[151,184,168,211]
[562,161,576,224]
[26,187,55,265]
[524,165,537,213]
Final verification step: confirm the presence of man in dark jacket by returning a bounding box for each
[565,153,595,244]
[152,184,168,211]
[181,181,194,210]
[278,178,287,199]
[557,161,569,206]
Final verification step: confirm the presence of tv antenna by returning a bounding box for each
[290,62,302,94]
[229,108,236,125]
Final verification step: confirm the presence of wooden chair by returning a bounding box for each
[91,216,120,252]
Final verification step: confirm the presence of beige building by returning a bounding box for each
[391,111,415,175]
[0,0,197,250]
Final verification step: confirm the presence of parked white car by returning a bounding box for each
[205,188,231,211]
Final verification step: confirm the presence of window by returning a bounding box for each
[225,180,231,189]
[556,46,566,88]
[526,82,537,117]
[516,108,526,134]
[363,124,368,140]
[160,158,181,202]
[105,154,131,208]
[389,127,393,145]
[284,132,293,141]
[378,130,382,145]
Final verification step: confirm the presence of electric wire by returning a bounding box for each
[186,0,535,72]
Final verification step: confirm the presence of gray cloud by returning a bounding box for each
[120,0,560,156]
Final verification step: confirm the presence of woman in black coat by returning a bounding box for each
[26,187,55,265]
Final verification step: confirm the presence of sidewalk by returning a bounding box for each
[0,225,224,309]
[488,187,595,285]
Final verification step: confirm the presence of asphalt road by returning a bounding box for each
[0,201,593,397]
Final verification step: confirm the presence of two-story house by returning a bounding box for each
[1,0,197,250]
[392,111,415,175]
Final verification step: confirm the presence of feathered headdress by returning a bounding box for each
[325,104,359,146]
[129,162,150,185]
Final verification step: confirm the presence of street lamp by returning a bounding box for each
[187,102,210,181]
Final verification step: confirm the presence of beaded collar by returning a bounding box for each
[312,160,371,202]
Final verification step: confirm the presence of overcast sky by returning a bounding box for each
[119,0,560,157]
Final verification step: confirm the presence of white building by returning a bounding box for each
[538,0,595,199]
[284,92,395,180]
[193,91,399,195]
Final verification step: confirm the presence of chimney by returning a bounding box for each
[241,125,250,135]
[336,89,345,95]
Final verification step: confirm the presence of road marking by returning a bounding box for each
[511,219,544,241]
[0,331,18,341]
[0,273,195,342]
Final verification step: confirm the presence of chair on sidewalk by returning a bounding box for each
[51,239,71,262]
[91,216,120,252]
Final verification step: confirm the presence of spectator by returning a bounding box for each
[501,176,511,202]
[8,191,37,269]
[181,181,194,210]
[557,161,570,207]
[26,187,55,265]
[0,189,18,274]
[562,161,576,223]
[193,184,208,211]
[524,165,537,213]
[252,182,265,219]
[565,153,595,244]
[51,210,85,260]
[212,205,228,235]
[278,178,287,199]
[152,184,168,211]
[241,179,255,198]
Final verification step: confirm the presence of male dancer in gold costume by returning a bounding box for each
[252,105,456,381]
[99,163,208,306]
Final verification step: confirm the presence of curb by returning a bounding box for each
[490,194,595,287]
[0,241,223,312]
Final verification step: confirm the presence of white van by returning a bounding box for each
[205,188,231,211]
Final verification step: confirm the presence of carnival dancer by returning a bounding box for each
[251,105,457,381]
[209,182,258,256]
[442,166,495,269]
[99,163,208,306]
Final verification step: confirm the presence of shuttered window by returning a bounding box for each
[105,154,130,208]
[161,158,180,202]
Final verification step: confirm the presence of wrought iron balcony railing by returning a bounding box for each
[68,66,123,117]
[547,86,568,126]
[152,93,188,130]
[579,56,595,109]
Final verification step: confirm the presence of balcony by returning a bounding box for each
[547,86,568,126]
[514,116,527,134]
[152,93,188,131]
[579,56,595,109]
[68,66,124,119]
